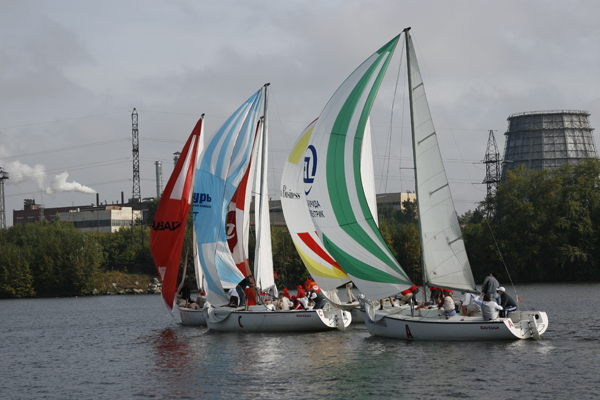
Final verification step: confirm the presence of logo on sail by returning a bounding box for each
[303,145,317,196]
[152,221,182,231]
[282,185,301,199]
[226,210,238,251]
[193,192,212,208]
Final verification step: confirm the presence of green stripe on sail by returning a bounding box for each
[325,35,409,282]
[323,234,411,285]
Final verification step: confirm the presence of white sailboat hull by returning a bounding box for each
[178,307,207,326]
[361,307,549,341]
[205,305,352,332]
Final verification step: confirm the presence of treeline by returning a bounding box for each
[0,219,156,298]
[463,158,600,283]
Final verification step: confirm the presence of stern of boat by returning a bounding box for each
[319,308,352,329]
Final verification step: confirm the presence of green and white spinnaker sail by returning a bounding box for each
[304,35,413,300]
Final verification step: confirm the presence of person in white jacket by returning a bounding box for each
[438,291,456,319]
[475,294,504,320]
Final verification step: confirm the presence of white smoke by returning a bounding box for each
[2,157,96,195]
[5,160,46,188]
[46,171,96,194]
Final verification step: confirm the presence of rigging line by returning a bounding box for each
[0,111,130,130]
[141,137,185,143]
[383,38,405,195]
[1,138,130,160]
[10,159,131,179]
[484,218,529,311]
[412,39,480,208]
[136,109,200,117]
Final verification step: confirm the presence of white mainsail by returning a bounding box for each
[253,88,275,291]
[406,32,476,292]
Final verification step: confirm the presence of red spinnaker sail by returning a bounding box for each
[150,118,203,311]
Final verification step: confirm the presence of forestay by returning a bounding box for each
[305,35,413,300]
[406,33,476,292]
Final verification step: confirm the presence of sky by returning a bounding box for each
[1,0,600,227]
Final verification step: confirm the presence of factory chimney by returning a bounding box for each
[155,161,163,198]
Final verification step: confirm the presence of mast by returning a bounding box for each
[404,27,428,302]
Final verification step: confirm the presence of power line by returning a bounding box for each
[0,111,129,130]
[1,138,130,160]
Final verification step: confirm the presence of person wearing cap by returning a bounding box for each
[429,286,442,303]
[438,290,456,319]
[304,277,313,291]
[408,285,420,305]
[497,287,517,317]
[481,273,500,304]
[309,286,328,309]
[283,288,291,300]
[475,294,503,320]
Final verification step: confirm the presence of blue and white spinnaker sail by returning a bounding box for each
[193,89,263,306]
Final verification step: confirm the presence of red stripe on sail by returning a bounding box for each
[297,232,345,273]
[150,118,203,311]
[226,122,260,278]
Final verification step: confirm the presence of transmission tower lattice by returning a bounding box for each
[483,130,502,198]
[131,108,140,203]
[0,167,8,229]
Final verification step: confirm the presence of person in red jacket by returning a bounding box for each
[283,288,291,300]
[296,285,306,299]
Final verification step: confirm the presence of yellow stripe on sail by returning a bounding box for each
[286,126,314,164]
[294,242,349,280]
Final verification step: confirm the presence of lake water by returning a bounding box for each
[1,283,599,399]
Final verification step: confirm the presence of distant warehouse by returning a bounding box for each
[502,110,598,179]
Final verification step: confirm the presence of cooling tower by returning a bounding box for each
[502,110,597,178]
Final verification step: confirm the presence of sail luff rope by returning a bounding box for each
[382,39,405,195]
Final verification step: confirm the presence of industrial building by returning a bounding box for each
[502,110,597,178]
[13,194,150,233]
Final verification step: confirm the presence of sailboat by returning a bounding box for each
[150,117,204,318]
[304,28,548,340]
[193,84,351,332]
